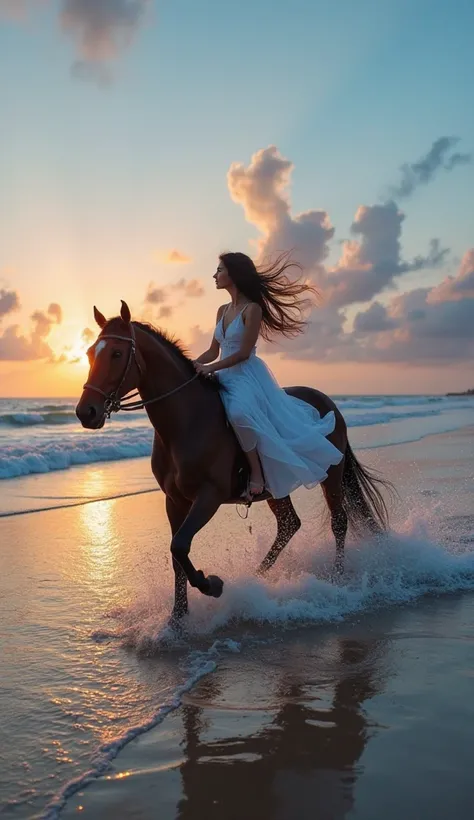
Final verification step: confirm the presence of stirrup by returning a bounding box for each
[241,480,265,504]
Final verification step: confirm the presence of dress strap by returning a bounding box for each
[221,302,251,335]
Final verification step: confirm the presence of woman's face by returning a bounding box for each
[213,259,232,289]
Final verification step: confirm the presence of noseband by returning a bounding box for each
[83,323,198,418]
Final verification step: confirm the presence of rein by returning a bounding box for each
[83,324,198,418]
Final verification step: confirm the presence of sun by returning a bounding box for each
[63,333,92,366]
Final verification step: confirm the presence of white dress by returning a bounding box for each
[215,306,344,499]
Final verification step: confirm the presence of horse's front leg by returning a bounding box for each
[170,483,224,600]
[166,496,191,621]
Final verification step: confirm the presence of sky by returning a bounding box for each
[1,0,473,397]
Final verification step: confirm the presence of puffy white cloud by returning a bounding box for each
[227,146,448,310]
[228,145,334,283]
[225,141,473,367]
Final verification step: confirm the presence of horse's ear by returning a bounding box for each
[120,300,131,325]
[93,306,107,328]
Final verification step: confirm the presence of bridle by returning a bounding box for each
[83,323,198,418]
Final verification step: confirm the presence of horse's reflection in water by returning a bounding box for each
[176,635,387,820]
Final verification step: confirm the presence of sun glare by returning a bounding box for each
[65,335,90,366]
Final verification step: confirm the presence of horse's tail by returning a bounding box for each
[341,441,394,534]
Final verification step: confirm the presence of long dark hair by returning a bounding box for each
[219,251,317,342]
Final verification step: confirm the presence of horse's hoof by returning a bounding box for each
[206,575,224,598]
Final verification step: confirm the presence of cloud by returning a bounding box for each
[182,254,474,368]
[352,300,398,333]
[171,278,204,298]
[0,0,44,20]
[225,141,473,368]
[349,284,474,365]
[427,248,474,303]
[185,325,213,359]
[47,302,62,323]
[227,146,448,309]
[145,284,166,305]
[282,253,474,366]
[325,204,448,307]
[59,0,149,81]
[81,327,95,344]
[228,145,334,281]
[164,249,192,264]
[1,1,149,79]
[145,278,204,311]
[0,288,20,319]
[0,301,63,361]
[388,137,471,200]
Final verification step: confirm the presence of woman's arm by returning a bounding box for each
[193,306,224,364]
[198,304,262,374]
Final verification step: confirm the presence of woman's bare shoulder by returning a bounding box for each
[243,302,262,319]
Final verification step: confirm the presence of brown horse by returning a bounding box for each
[76,301,391,623]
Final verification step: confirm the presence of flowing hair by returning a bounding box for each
[219,251,317,342]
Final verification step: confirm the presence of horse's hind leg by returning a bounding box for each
[257,496,301,575]
[322,461,347,576]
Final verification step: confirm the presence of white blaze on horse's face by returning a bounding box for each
[95,340,108,357]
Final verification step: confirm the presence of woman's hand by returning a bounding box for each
[193,361,215,377]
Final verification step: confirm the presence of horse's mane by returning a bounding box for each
[104,317,222,392]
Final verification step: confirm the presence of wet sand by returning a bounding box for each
[62,595,474,820]
[55,426,474,820]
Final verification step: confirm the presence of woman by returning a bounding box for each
[193,251,343,499]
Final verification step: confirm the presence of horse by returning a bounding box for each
[76,301,392,623]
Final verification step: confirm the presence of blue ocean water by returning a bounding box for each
[1,394,472,482]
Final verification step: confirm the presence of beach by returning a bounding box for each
[1,402,473,818]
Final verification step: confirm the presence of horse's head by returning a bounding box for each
[76,300,143,429]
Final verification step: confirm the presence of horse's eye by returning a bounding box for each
[112,350,122,359]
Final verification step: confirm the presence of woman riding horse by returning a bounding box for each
[76,253,391,623]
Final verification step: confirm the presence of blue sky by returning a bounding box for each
[1,0,473,395]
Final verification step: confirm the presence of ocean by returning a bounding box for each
[1,393,473,486]
[1,395,474,818]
